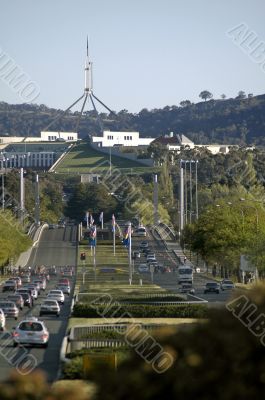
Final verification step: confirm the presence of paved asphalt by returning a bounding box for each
[0,224,77,382]
[132,230,234,304]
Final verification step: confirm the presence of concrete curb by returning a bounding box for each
[60,336,71,364]
[15,223,48,268]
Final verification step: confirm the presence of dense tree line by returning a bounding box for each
[5,170,64,224]
[1,92,265,144]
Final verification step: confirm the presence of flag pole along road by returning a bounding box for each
[112,214,116,256]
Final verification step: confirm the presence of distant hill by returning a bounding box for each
[1,94,265,145]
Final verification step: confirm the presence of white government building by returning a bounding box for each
[0,131,78,144]
[92,130,155,147]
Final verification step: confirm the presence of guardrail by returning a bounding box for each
[152,222,176,241]
[69,321,204,341]
[69,339,126,351]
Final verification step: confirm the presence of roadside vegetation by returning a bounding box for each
[0,210,31,267]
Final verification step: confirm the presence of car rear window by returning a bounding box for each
[19,322,43,331]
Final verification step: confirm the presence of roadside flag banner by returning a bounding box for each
[99,212,103,222]
[112,214,116,232]
[89,225,97,247]
[90,214,94,226]
[123,225,131,247]
[91,225,97,238]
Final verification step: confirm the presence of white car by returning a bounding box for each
[146,255,156,263]
[12,317,49,348]
[220,279,235,290]
[40,299,60,317]
[33,279,46,291]
[0,309,6,331]
[56,283,70,295]
[138,264,149,273]
[25,285,38,299]
[47,290,65,304]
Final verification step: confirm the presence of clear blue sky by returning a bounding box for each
[0,0,265,113]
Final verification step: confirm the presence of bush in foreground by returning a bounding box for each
[72,303,208,318]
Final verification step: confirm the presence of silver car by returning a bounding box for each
[46,290,65,304]
[12,317,49,348]
[7,294,24,310]
[220,279,235,290]
[33,279,46,291]
[56,284,70,295]
[0,309,6,331]
[40,299,60,317]
[0,301,19,319]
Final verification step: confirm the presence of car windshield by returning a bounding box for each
[223,280,233,284]
[19,322,43,331]
[0,302,13,307]
[206,283,218,287]
[179,268,192,274]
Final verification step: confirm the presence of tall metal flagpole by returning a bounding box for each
[35,174,40,226]
[112,214,116,256]
[153,174,159,225]
[195,160,199,220]
[179,160,184,239]
[1,172,4,210]
[189,161,193,224]
[128,222,132,282]
[20,168,24,225]
[184,161,187,225]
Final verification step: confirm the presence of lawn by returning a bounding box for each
[55,142,160,174]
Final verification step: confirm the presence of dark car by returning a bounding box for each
[16,292,33,308]
[2,280,17,292]
[204,282,220,294]
[16,288,35,304]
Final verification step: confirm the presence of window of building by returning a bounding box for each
[124,136,127,140]
[130,136,132,140]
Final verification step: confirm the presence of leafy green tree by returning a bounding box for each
[199,90,213,101]
[179,100,191,107]
[159,162,174,206]
[237,90,246,99]
[65,183,117,221]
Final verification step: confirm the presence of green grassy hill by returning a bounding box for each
[55,142,159,174]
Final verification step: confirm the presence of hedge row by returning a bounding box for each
[72,303,208,318]
[79,295,184,303]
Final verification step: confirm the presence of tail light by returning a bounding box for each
[12,332,19,337]
[41,334,48,339]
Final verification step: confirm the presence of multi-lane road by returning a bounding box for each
[0,225,77,382]
[132,229,234,303]
[0,221,232,382]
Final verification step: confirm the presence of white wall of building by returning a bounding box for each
[0,131,78,144]
[0,137,25,144]
[40,131,78,141]
[92,130,154,147]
